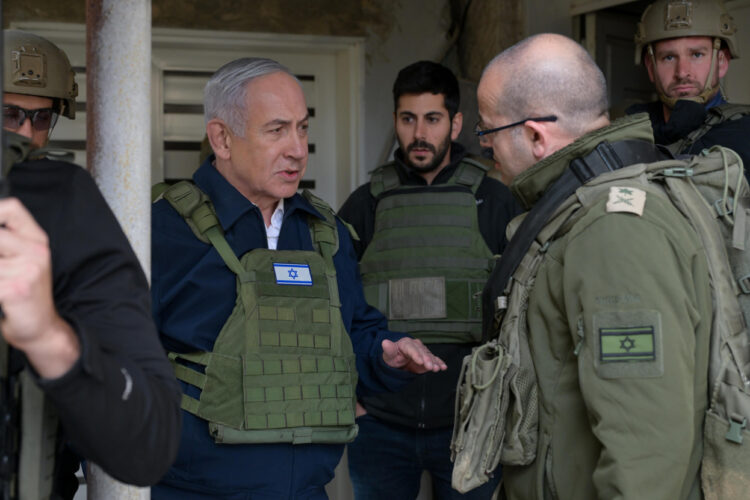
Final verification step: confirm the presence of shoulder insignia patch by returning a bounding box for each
[606,186,646,216]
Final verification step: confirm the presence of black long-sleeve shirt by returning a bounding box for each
[7,158,182,497]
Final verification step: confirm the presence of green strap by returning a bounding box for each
[359,256,491,274]
[181,394,201,414]
[377,191,475,209]
[371,234,472,252]
[172,363,207,390]
[375,214,473,230]
[369,163,400,198]
[302,189,340,263]
[161,181,249,276]
[371,159,488,198]
[452,157,489,194]
[168,351,211,366]
[301,191,342,311]
[205,226,245,276]
[381,164,401,192]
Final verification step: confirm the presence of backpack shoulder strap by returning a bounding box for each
[161,181,244,276]
[369,162,401,198]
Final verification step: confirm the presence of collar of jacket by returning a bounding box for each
[193,155,325,231]
[510,113,654,210]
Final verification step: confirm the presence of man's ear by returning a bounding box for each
[524,119,551,161]
[644,53,656,83]
[450,111,463,140]
[717,48,730,79]
[206,119,231,161]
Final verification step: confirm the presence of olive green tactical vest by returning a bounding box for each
[162,182,358,445]
[451,146,750,498]
[668,103,750,156]
[359,158,494,344]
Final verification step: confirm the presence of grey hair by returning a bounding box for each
[204,57,295,136]
[484,34,609,136]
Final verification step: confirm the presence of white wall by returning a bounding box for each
[359,1,453,188]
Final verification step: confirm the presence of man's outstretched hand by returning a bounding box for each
[382,337,447,374]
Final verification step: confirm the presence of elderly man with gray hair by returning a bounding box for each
[469,33,712,499]
[150,57,446,499]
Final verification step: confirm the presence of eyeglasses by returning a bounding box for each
[474,115,558,137]
[3,105,59,132]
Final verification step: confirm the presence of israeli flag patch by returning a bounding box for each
[273,263,313,286]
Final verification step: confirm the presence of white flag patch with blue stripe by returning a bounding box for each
[274,263,313,286]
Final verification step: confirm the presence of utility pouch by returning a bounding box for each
[451,340,513,493]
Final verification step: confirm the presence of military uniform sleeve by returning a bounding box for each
[560,197,711,499]
[12,161,182,486]
[331,218,415,397]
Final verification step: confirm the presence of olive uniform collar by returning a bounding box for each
[510,114,654,210]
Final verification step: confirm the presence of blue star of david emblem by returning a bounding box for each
[620,336,636,352]
[288,268,299,279]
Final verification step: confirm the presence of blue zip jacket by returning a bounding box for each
[151,157,413,499]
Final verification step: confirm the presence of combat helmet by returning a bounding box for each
[3,30,78,119]
[634,0,738,107]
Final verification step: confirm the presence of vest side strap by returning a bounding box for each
[181,394,201,414]
[172,363,207,390]
[169,351,212,366]
[205,227,246,276]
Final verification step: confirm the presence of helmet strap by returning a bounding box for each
[656,37,722,109]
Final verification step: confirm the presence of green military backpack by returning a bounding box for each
[451,143,750,499]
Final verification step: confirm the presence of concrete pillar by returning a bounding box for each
[86,0,152,274]
[85,1,152,498]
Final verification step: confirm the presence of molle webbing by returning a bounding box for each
[162,182,358,445]
[361,160,493,343]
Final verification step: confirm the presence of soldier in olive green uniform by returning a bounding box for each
[474,34,712,499]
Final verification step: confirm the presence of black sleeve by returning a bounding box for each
[475,175,523,254]
[8,160,182,487]
[338,182,377,260]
